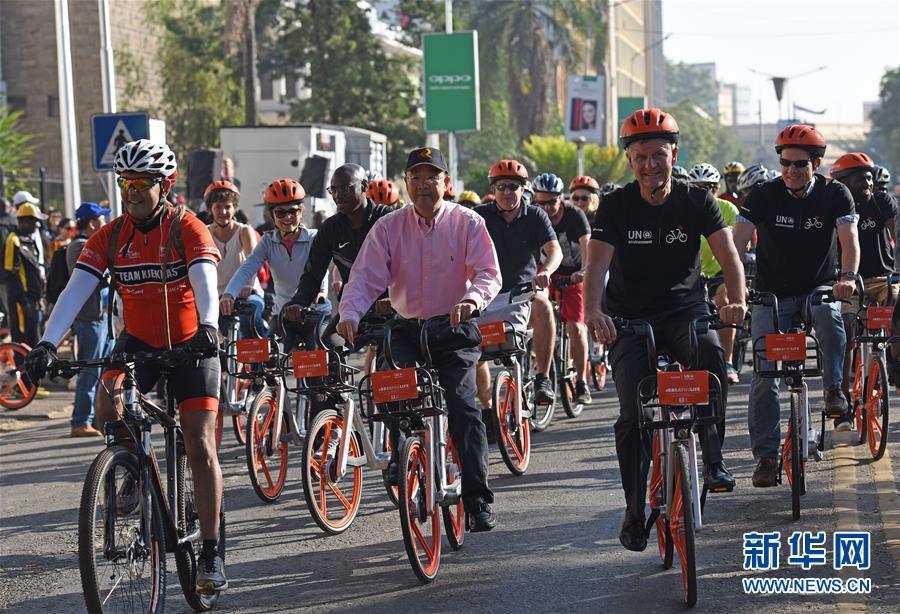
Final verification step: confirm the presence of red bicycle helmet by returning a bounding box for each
[488,159,529,182]
[775,124,826,157]
[619,108,679,148]
[830,152,875,179]
[569,175,600,193]
[481,193,496,203]
[445,183,457,199]
[203,180,240,203]
[264,179,305,206]
[367,179,399,206]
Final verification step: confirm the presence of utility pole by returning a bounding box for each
[98,0,121,217]
[55,0,81,216]
[607,1,618,148]
[445,0,458,191]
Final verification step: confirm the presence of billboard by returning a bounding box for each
[423,31,480,132]
[565,75,605,144]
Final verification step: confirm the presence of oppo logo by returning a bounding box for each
[429,74,472,84]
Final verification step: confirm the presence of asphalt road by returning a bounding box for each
[1,371,898,613]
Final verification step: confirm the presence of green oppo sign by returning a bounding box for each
[423,31,480,132]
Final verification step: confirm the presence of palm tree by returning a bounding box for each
[224,0,261,126]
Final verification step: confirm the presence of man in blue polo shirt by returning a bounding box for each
[474,159,562,408]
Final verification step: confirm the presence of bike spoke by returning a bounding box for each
[411,521,435,560]
[327,481,353,511]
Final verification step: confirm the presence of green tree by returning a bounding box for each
[224,0,261,126]
[457,99,522,195]
[868,67,900,177]
[669,100,748,171]
[521,135,630,185]
[157,0,245,164]
[666,59,718,116]
[275,0,423,174]
[0,106,36,196]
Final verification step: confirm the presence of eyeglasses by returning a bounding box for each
[493,182,522,192]
[570,195,592,202]
[117,176,161,192]
[272,207,301,218]
[779,158,812,169]
[534,198,558,207]
[405,175,443,185]
[326,181,361,196]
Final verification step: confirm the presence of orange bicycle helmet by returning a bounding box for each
[367,179,400,206]
[445,183,457,199]
[569,175,600,193]
[488,159,529,182]
[619,108,679,148]
[264,178,305,206]
[203,180,240,203]
[830,152,875,179]
[775,124,826,157]
[481,193,496,203]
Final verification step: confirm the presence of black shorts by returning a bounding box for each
[101,333,220,413]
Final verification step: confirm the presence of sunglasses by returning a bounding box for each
[570,195,592,202]
[326,181,361,196]
[779,158,812,169]
[534,199,558,207]
[493,182,522,193]
[272,207,301,219]
[117,176,162,192]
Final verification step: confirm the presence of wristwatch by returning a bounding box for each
[839,271,857,280]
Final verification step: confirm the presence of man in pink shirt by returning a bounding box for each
[337,147,502,531]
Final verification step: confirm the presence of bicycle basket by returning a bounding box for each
[752,332,821,378]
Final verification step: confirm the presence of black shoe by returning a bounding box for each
[467,501,496,533]
[704,461,735,492]
[751,457,778,488]
[618,509,647,552]
[824,386,849,418]
[383,462,399,487]
[534,373,555,405]
[574,380,592,405]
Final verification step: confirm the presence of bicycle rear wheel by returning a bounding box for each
[245,387,289,503]
[866,357,890,460]
[492,369,530,475]
[671,444,697,608]
[529,348,557,432]
[230,365,252,446]
[175,443,226,611]
[79,446,166,613]
[785,394,804,521]
[442,435,465,551]
[851,346,866,445]
[0,342,37,410]
[398,436,441,583]
[302,410,363,534]
[649,429,672,569]
[590,360,608,392]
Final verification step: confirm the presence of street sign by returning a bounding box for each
[423,31,480,132]
[565,75,605,144]
[91,112,149,171]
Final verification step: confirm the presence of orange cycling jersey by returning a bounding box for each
[75,208,220,348]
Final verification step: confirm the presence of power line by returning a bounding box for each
[617,26,897,38]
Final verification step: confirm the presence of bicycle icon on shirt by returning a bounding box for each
[859,218,876,231]
[665,228,688,244]
[803,218,824,230]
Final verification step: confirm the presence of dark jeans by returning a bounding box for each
[608,302,728,518]
[9,298,39,348]
[72,319,112,427]
[385,318,492,510]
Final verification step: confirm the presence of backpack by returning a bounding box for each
[46,245,71,304]
[106,205,188,341]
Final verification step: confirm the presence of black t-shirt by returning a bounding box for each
[854,191,897,278]
[474,202,556,293]
[551,204,591,275]
[592,180,725,319]
[740,175,855,296]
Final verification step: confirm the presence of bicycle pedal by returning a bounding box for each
[707,485,734,494]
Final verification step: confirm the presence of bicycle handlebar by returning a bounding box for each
[48,347,209,380]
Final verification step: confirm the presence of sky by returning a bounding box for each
[661,0,899,125]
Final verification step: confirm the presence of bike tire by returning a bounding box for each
[79,445,166,614]
[175,442,226,611]
[232,414,247,446]
[442,435,465,551]
[649,429,673,569]
[530,351,557,432]
[851,345,866,445]
[0,342,37,410]
[492,369,531,475]
[867,357,890,460]
[590,361,608,392]
[301,409,363,534]
[789,394,803,521]
[245,387,289,503]
[671,444,697,608]
[559,367,584,418]
[398,436,441,584]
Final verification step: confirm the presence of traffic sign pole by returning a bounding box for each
[54,0,81,216]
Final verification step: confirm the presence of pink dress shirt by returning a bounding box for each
[339,201,502,322]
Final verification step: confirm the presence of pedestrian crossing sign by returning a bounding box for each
[91,112,149,171]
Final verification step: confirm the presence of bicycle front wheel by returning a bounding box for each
[245,388,289,503]
[866,357,890,460]
[442,435,465,551]
[671,444,697,608]
[493,369,530,475]
[785,394,804,521]
[649,429,672,568]
[79,446,166,614]
[851,346,866,445]
[0,342,37,410]
[398,436,441,583]
[559,363,584,418]
[302,410,363,534]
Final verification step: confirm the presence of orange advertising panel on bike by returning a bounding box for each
[236,338,270,363]
[478,321,506,346]
[658,371,710,405]
[867,306,893,330]
[765,333,806,361]
[371,367,419,403]
[292,350,329,378]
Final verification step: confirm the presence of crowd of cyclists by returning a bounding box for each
[11,104,899,604]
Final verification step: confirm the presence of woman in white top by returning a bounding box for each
[205,180,267,337]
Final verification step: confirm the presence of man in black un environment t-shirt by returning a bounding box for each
[584,108,747,553]
[732,125,860,490]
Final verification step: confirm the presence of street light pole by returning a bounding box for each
[98,0,121,217]
[54,0,81,216]
[445,0,458,192]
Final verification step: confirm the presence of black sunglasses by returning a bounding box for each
[570,195,592,202]
[534,199,558,206]
[779,158,812,169]
[493,182,522,192]
[272,207,301,218]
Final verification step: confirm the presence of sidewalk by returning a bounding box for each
[0,386,73,432]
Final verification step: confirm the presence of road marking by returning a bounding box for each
[869,445,900,575]
[832,431,866,612]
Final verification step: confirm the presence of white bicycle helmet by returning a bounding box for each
[737,164,769,193]
[765,169,781,182]
[113,139,177,177]
[874,165,891,185]
[688,163,721,185]
[600,182,620,195]
[532,172,565,194]
[672,165,690,181]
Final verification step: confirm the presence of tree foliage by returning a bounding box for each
[666,59,718,116]
[669,100,748,171]
[0,106,36,196]
[521,135,630,186]
[868,66,900,178]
